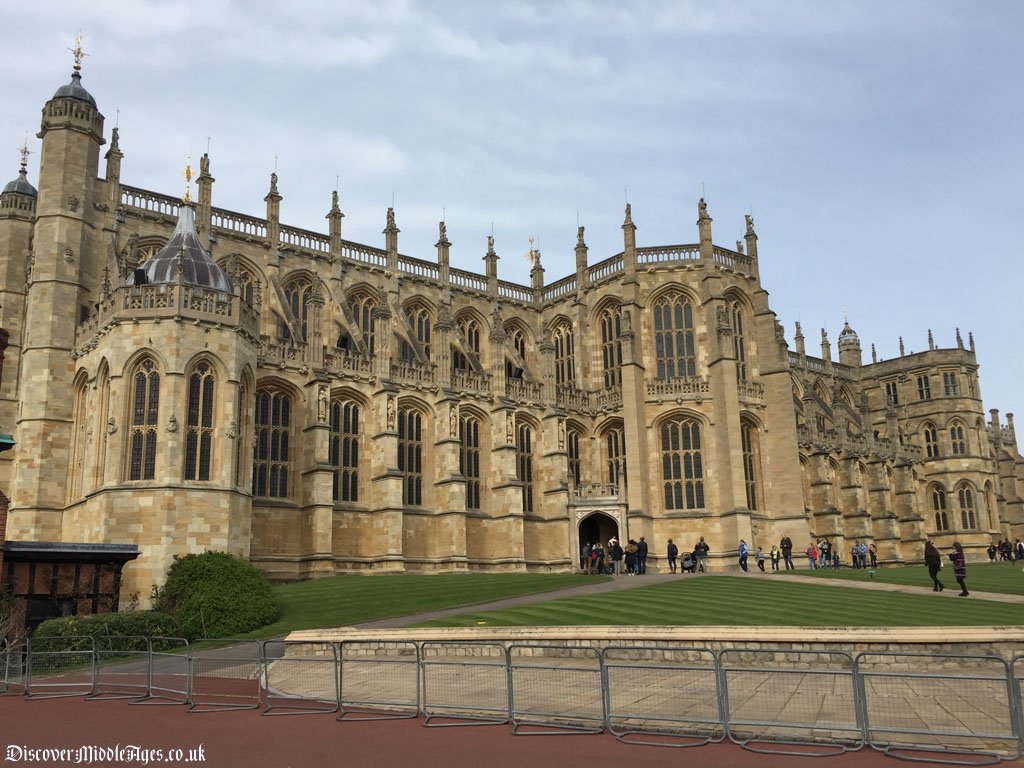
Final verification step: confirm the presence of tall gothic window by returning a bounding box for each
[235,378,250,487]
[69,380,88,499]
[184,361,215,481]
[950,422,967,456]
[604,425,626,491]
[505,327,528,380]
[280,279,311,342]
[453,317,481,373]
[459,412,481,510]
[236,268,257,306]
[348,291,377,355]
[516,421,534,513]
[599,306,622,388]
[400,303,432,362]
[398,407,423,506]
[660,417,704,510]
[923,424,940,458]
[566,428,581,488]
[932,485,949,531]
[732,302,748,383]
[330,399,360,503]
[653,291,696,380]
[553,322,575,386]
[741,421,759,510]
[957,483,976,529]
[252,390,291,498]
[128,359,160,481]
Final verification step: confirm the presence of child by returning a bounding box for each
[756,546,766,572]
[770,545,781,571]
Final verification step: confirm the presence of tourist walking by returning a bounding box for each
[667,539,678,574]
[756,546,766,572]
[780,535,794,570]
[987,543,997,562]
[923,540,944,592]
[949,542,969,596]
[637,536,648,574]
[593,543,605,574]
[738,540,749,572]
[694,536,710,572]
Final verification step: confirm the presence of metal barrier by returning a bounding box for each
[422,642,510,727]
[25,636,96,699]
[857,652,1020,765]
[261,640,339,716]
[509,643,604,735]
[337,640,419,721]
[1013,656,1024,758]
[1,638,26,695]
[602,645,724,747]
[189,640,262,713]
[134,637,190,705]
[87,635,151,701]
[719,648,862,756]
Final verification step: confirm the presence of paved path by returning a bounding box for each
[355,570,1024,628]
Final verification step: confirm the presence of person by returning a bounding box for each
[858,541,869,569]
[806,542,818,569]
[637,536,648,575]
[987,543,997,562]
[756,546,766,572]
[624,539,638,575]
[832,551,840,569]
[780,535,794,570]
[850,542,859,569]
[593,543,605,575]
[580,541,591,571]
[923,540,944,592]
[949,541,969,596]
[609,538,624,575]
[694,536,710,573]
[1016,540,1024,561]
[770,545,781,572]
[868,543,878,568]
[738,540,749,572]
[667,539,679,574]
[819,539,830,570]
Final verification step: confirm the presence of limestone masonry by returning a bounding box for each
[1,60,1022,603]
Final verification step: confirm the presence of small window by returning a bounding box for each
[943,372,959,397]
[917,375,931,400]
[884,381,899,405]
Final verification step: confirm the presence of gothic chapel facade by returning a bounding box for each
[1,61,1022,601]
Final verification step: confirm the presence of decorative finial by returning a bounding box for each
[439,220,447,241]
[871,343,877,363]
[968,331,975,351]
[624,202,632,224]
[18,133,30,171]
[736,239,744,254]
[269,171,279,195]
[182,155,194,203]
[927,328,934,350]
[955,327,963,348]
[486,234,495,256]
[899,336,905,356]
[794,321,803,336]
[110,126,120,151]
[745,214,756,235]
[698,197,709,219]
[69,32,87,72]
[577,226,585,247]
[331,189,340,212]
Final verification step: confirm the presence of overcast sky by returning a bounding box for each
[3,1,1022,421]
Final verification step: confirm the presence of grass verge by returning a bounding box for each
[774,561,1024,595]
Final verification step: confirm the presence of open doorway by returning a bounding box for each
[579,512,619,557]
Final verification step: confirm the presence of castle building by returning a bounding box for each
[1,57,1022,602]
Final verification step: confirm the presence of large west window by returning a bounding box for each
[653,291,696,380]
[660,417,704,510]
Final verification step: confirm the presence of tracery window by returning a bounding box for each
[398,407,423,506]
[69,380,88,499]
[885,381,899,405]
[505,327,528,380]
[932,486,949,531]
[236,269,257,306]
[566,428,581,488]
[917,375,931,400]
[128,359,160,481]
[516,421,534,513]
[653,291,696,380]
[280,279,311,342]
[459,412,481,510]
[923,424,940,458]
[950,422,967,456]
[553,322,575,386]
[453,317,481,373]
[252,389,291,498]
[604,425,627,491]
[184,361,215,481]
[943,371,959,397]
[732,302,748,383]
[660,417,704,510]
[330,399,360,503]
[400,303,432,362]
[957,483,976,529]
[741,421,759,510]
[348,291,377,355]
[599,306,622,388]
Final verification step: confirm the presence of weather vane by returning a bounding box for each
[182,155,194,203]
[18,133,30,171]
[69,32,87,72]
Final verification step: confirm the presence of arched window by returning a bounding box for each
[923,424,940,458]
[252,389,291,498]
[348,291,377,355]
[932,486,949,531]
[184,361,215,481]
[459,412,481,510]
[236,268,258,306]
[660,417,704,510]
[553,322,575,386]
[68,379,88,500]
[235,377,251,487]
[653,291,696,380]
[280,279,312,342]
[950,422,967,456]
[566,428,582,488]
[599,305,622,388]
[400,303,432,362]
[604,425,626,491]
[732,301,748,383]
[957,483,976,529]
[516,421,534,513]
[741,421,759,510]
[505,327,528,380]
[453,317,481,373]
[398,407,423,506]
[330,399,360,503]
[128,359,160,481]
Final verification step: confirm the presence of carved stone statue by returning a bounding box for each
[318,386,328,422]
[486,235,495,254]
[167,414,178,433]
[558,419,566,451]
[449,404,457,438]
[200,152,210,176]
[506,412,514,444]
[576,226,585,246]
[331,190,339,211]
[745,214,755,234]
[439,221,447,241]
[386,395,396,430]
[698,198,708,218]
[269,172,278,195]
[386,207,396,229]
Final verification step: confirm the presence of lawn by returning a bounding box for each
[413,576,1024,628]
[774,561,1024,595]
[235,572,603,638]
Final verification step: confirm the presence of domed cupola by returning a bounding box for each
[52,70,97,108]
[838,320,859,347]
[837,319,862,368]
[128,203,232,292]
[3,139,37,199]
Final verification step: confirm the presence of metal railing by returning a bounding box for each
[6,638,1022,762]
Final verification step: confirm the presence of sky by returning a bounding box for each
[2,0,1022,421]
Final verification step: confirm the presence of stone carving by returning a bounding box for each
[386,207,396,229]
[167,414,178,433]
[745,214,755,234]
[318,386,328,422]
[200,152,210,176]
[716,305,731,334]
[386,395,396,430]
[106,417,117,435]
[449,404,458,438]
[698,197,708,218]
[63,247,74,264]
[558,419,566,450]
[506,412,514,444]
[269,172,279,195]
[227,421,237,439]
[67,194,79,212]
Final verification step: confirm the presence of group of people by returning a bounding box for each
[924,540,970,596]
[580,537,649,576]
[987,539,1024,562]
[666,536,710,574]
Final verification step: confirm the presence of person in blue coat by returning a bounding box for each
[738,540,749,572]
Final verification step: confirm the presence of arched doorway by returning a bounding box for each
[579,512,619,556]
